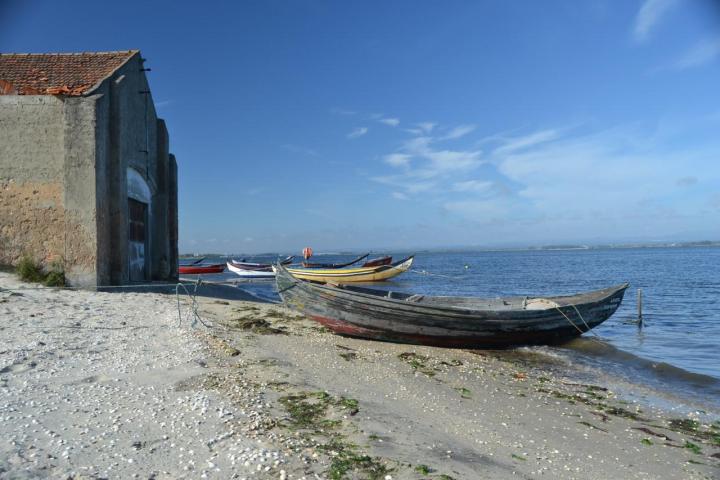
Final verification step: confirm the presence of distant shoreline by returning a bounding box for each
[181,240,720,257]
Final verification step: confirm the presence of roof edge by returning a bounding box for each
[83,50,141,97]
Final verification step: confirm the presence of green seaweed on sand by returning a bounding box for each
[455,387,472,399]
[684,441,702,454]
[641,438,653,446]
[415,464,433,474]
[670,418,700,433]
[227,316,286,334]
[511,454,527,461]
[339,352,358,361]
[328,450,391,480]
[398,352,439,377]
[278,392,360,429]
[578,421,608,433]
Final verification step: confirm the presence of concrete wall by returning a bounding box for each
[0,51,178,286]
[0,96,66,266]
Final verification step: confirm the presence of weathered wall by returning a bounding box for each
[62,94,107,287]
[0,51,178,286]
[0,96,66,266]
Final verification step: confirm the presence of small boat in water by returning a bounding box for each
[278,256,413,283]
[226,261,276,278]
[229,255,293,272]
[361,255,392,267]
[302,253,369,269]
[179,263,225,274]
[274,262,628,347]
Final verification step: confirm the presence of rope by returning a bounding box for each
[1,279,212,330]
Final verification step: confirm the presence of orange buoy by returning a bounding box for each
[302,247,313,260]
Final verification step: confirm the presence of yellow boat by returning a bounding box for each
[276,256,414,283]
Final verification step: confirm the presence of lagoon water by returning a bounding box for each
[201,247,720,409]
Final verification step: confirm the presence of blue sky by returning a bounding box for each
[2,0,719,253]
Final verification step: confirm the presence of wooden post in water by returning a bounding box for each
[637,288,643,328]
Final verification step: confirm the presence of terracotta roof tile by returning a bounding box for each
[0,51,138,96]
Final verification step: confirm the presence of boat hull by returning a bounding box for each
[227,262,276,278]
[178,264,225,274]
[281,256,413,283]
[274,263,628,347]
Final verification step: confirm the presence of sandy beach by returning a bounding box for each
[1,272,718,479]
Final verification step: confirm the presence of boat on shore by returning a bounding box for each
[279,256,413,283]
[178,263,225,274]
[226,261,276,278]
[274,262,628,347]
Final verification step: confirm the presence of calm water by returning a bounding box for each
[197,247,720,409]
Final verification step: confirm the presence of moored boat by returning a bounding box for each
[278,256,413,283]
[179,263,225,274]
[361,255,392,267]
[274,262,628,347]
[226,261,276,278]
[230,255,293,271]
[301,253,369,269]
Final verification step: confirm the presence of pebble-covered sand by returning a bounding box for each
[1,272,718,479]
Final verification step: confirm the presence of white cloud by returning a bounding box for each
[493,129,558,155]
[347,127,368,139]
[634,0,677,42]
[440,124,476,140]
[379,117,400,127]
[452,180,493,193]
[672,37,720,70]
[384,153,412,168]
[392,192,408,200]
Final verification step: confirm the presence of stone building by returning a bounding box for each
[0,50,178,286]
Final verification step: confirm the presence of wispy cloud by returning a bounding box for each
[452,180,493,193]
[383,153,412,168]
[379,117,400,127]
[493,129,559,155]
[406,122,437,135]
[347,127,369,139]
[672,37,720,69]
[392,191,408,200]
[633,0,677,42]
[440,125,476,141]
[155,99,174,108]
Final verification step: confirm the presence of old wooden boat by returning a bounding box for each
[301,253,369,269]
[178,263,225,274]
[361,255,392,267]
[277,256,413,283]
[275,263,629,347]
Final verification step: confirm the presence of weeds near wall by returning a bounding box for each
[16,256,65,287]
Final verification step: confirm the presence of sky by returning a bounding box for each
[2,0,719,253]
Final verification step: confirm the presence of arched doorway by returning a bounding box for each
[127,168,151,282]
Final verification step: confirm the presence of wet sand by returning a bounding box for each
[1,272,718,479]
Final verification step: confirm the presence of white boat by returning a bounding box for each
[226,261,276,278]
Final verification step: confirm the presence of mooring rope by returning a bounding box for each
[0,279,212,330]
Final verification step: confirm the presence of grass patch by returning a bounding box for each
[16,256,65,286]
